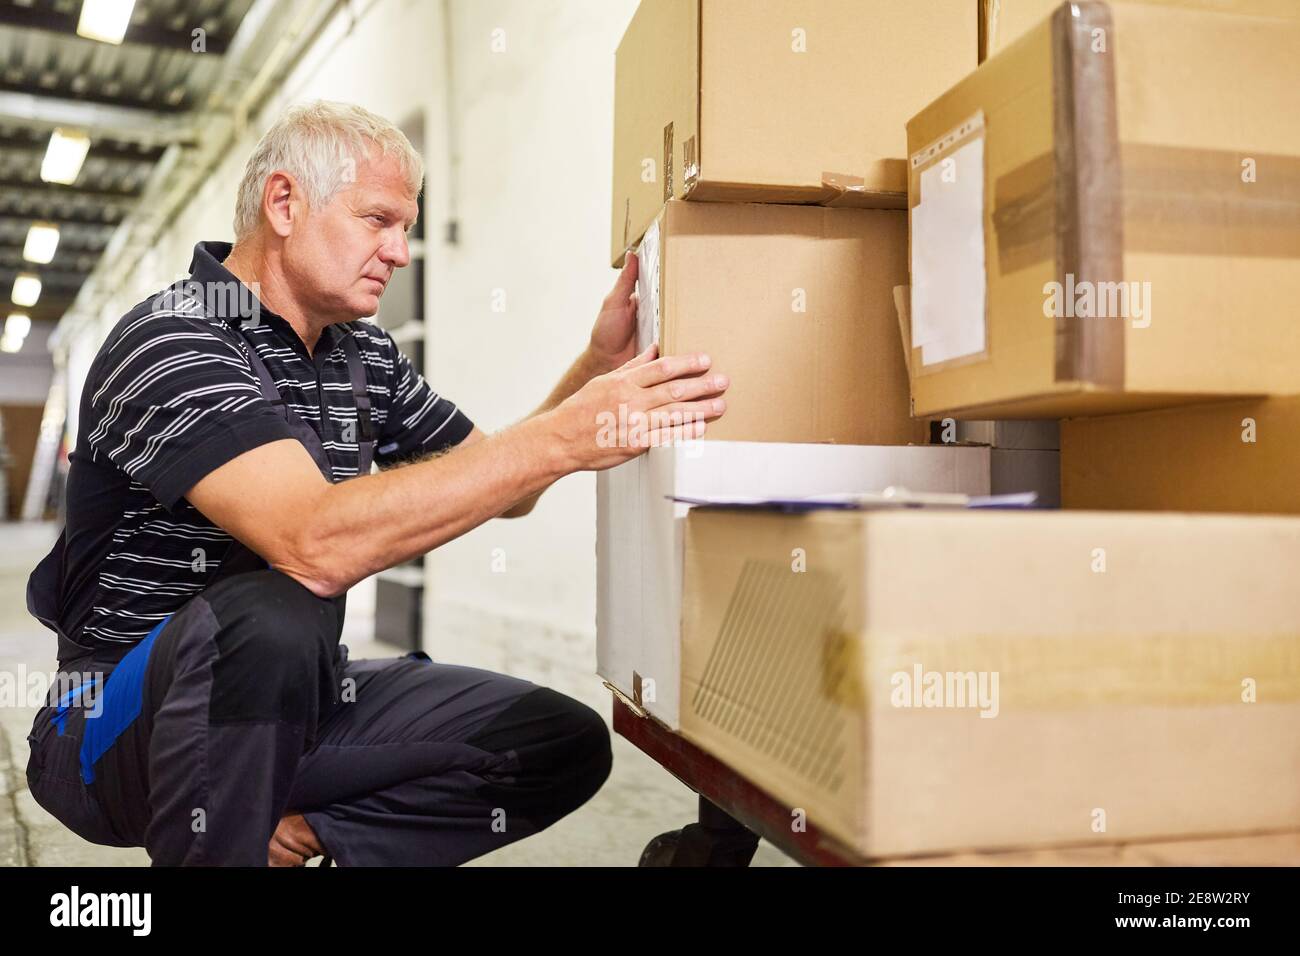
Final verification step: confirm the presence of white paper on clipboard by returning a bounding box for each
[635,218,661,353]
[910,121,987,367]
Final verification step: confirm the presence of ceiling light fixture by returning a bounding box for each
[76,0,137,45]
[41,128,91,185]
[23,222,60,264]
[4,313,32,340]
[12,273,42,307]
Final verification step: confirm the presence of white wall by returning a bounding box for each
[424,0,638,666]
[55,0,640,679]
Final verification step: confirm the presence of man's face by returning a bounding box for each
[283,147,419,322]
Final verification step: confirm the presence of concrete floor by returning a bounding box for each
[0,522,796,867]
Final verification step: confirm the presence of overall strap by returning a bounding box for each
[242,339,289,419]
[339,333,376,475]
[241,337,334,481]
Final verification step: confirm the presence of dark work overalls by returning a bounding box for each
[25,330,612,866]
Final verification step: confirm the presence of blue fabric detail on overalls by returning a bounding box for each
[51,677,100,736]
[52,615,173,785]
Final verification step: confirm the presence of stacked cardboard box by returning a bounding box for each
[598,0,1300,860]
[978,2,1300,517]
[630,201,922,447]
[611,0,977,265]
[1061,396,1300,514]
[681,507,1300,857]
[905,1,1300,419]
[598,0,1004,720]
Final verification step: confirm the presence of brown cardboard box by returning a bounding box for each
[1061,395,1300,514]
[980,0,1300,62]
[681,506,1300,857]
[610,0,977,265]
[636,200,927,445]
[906,1,1300,419]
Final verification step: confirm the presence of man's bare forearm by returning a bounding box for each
[542,347,616,414]
[300,412,571,595]
[300,349,616,589]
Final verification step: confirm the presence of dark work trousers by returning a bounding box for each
[25,569,613,866]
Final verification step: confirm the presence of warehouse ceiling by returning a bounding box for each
[0,0,257,351]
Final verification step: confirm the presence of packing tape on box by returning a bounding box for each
[993,148,1300,270]
[682,135,699,192]
[603,680,648,719]
[892,284,913,387]
[1117,144,1300,258]
[1051,0,1125,389]
[820,171,867,208]
[692,559,1300,722]
[662,121,674,203]
[689,596,1299,808]
[819,162,908,209]
[865,630,1300,713]
[806,627,1300,717]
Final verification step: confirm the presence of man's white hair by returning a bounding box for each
[232,100,424,241]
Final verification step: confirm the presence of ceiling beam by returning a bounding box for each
[0,6,234,55]
[0,239,108,256]
[0,211,124,229]
[0,264,90,286]
[0,91,197,147]
[0,179,144,204]
[0,77,191,115]
[0,248,98,272]
[0,296,78,324]
[0,132,166,164]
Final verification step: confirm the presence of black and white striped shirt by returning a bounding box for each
[54,240,473,648]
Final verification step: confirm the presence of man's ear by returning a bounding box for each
[262,171,300,239]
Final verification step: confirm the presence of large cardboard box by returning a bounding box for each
[906,1,1300,420]
[636,200,926,445]
[596,441,998,729]
[681,507,1300,857]
[1062,395,1300,514]
[980,0,1300,62]
[611,0,977,264]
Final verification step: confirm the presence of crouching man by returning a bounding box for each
[25,100,728,866]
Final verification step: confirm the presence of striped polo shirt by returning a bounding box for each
[53,240,473,649]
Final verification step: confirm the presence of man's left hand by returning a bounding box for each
[587,252,640,371]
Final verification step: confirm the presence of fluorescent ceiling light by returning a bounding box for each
[12,273,42,307]
[5,313,31,339]
[41,129,91,185]
[23,222,60,264]
[76,0,136,45]
[0,333,21,354]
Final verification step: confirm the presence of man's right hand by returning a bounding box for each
[545,345,729,471]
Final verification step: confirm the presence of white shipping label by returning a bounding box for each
[635,218,661,353]
[911,135,987,367]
